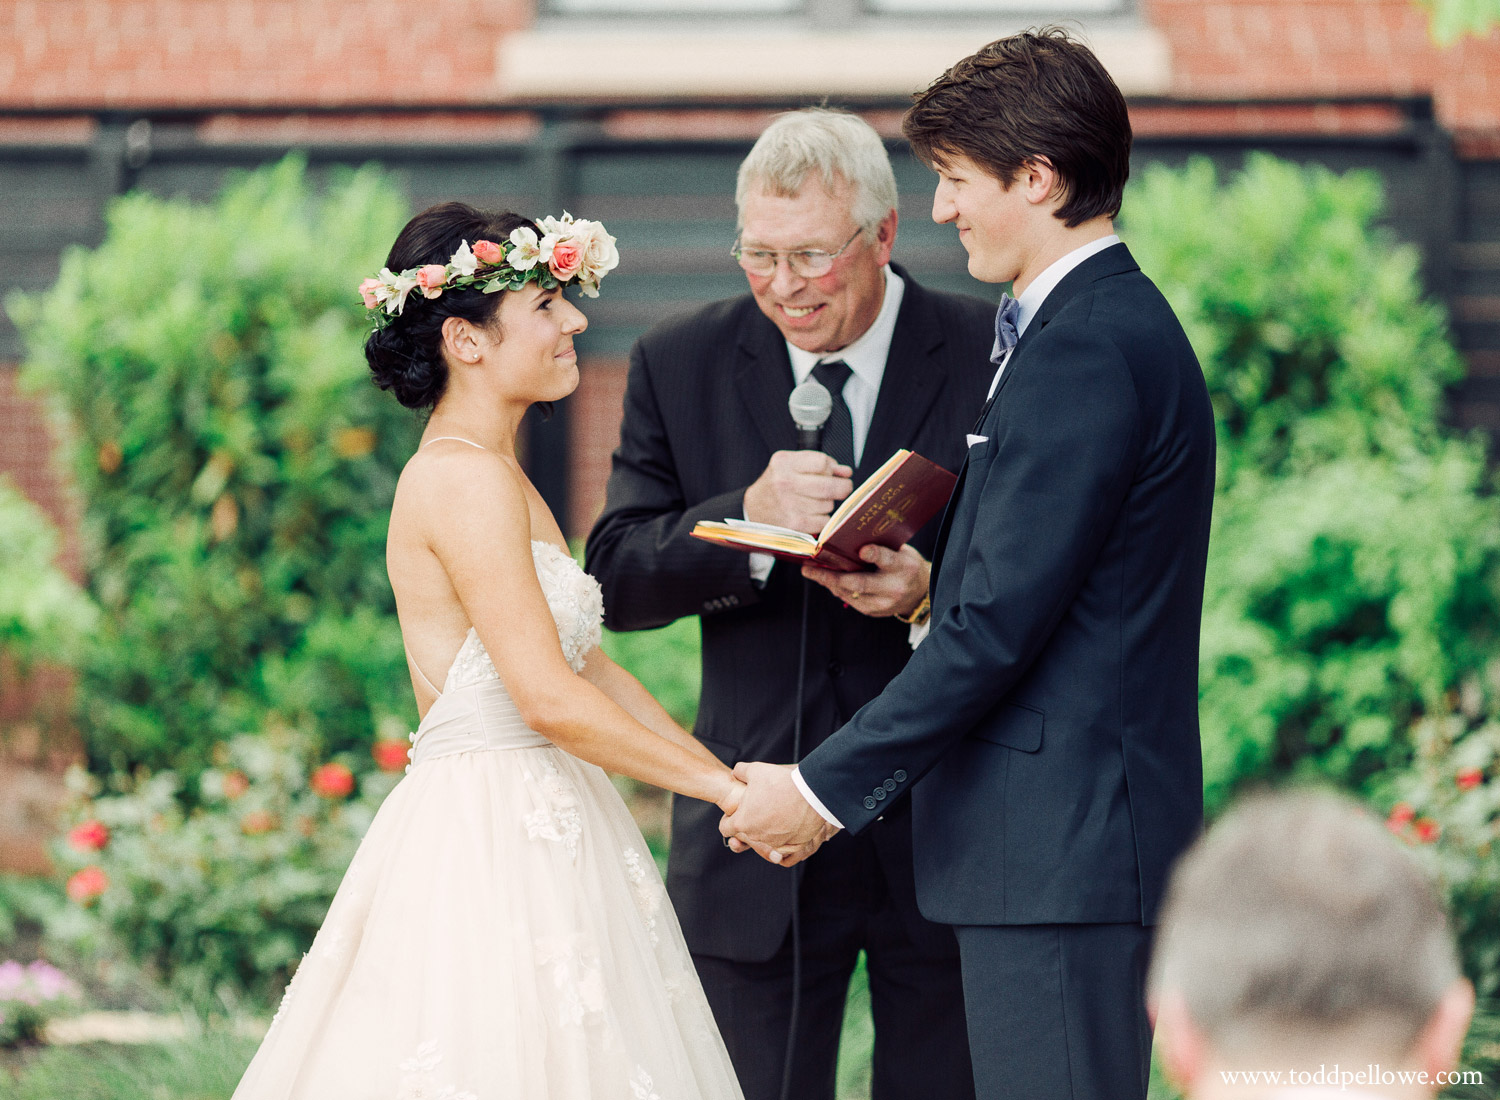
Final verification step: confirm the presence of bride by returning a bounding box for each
[231,202,746,1099]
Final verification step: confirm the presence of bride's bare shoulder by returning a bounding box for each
[391,441,528,531]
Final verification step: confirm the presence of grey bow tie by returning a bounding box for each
[991,294,1021,364]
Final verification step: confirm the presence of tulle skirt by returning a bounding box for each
[231,742,744,1100]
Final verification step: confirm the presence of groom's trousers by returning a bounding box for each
[692,809,975,1100]
[954,922,1153,1100]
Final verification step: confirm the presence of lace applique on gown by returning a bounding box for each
[231,542,741,1100]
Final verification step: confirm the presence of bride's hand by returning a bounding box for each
[715,774,747,815]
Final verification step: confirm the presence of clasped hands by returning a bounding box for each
[718,762,839,867]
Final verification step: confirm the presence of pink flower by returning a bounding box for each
[358,277,383,309]
[1386,802,1416,831]
[223,770,249,800]
[371,739,410,773]
[311,762,356,800]
[416,264,448,299]
[1456,767,1484,791]
[66,866,108,905]
[473,239,503,264]
[240,809,276,836]
[549,239,584,281]
[1413,817,1441,844]
[67,820,109,852]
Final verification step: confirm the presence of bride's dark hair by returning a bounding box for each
[365,202,540,410]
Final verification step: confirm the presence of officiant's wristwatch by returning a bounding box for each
[896,593,931,627]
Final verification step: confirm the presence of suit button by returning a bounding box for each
[827,661,843,677]
[883,779,897,792]
[863,796,877,810]
[893,769,907,782]
[873,787,887,801]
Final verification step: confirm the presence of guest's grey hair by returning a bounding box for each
[736,108,899,238]
[1148,789,1461,1058]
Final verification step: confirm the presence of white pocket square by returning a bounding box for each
[966,434,990,448]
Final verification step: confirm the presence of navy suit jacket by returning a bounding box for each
[798,244,1216,927]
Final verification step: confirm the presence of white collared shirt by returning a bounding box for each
[748,266,905,583]
[985,233,1121,400]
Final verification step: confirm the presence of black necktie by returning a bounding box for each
[811,359,856,469]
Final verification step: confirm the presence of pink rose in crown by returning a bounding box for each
[358,278,383,309]
[416,264,448,299]
[67,820,110,852]
[473,239,504,264]
[66,866,108,905]
[549,238,584,281]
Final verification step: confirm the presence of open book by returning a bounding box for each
[691,449,958,572]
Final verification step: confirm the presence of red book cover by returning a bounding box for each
[691,450,957,572]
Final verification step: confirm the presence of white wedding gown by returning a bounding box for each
[232,540,744,1100]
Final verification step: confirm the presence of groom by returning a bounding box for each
[724,29,1216,1100]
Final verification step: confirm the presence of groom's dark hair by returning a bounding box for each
[903,27,1132,228]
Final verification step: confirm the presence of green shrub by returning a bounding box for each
[50,729,404,1012]
[0,476,96,670]
[1124,154,1500,807]
[7,156,419,774]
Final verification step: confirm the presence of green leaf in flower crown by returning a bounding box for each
[482,278,502,293]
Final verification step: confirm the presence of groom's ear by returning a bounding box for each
[1019,157,1064,211]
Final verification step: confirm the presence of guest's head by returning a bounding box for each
[364,202,589,413]
[1149,790,1473,1099]
[902,28,1130,286]
[733,108,898,354]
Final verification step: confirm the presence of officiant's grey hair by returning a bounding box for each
[736,108,899,238]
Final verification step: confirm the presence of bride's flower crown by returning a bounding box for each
[358,212,618,328]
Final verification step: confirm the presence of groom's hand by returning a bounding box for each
[719,761,836,867]
[803,544,929,619]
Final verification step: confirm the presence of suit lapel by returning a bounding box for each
[859,273,947,481]
[733,311,798,457]
[930,243,1142,596]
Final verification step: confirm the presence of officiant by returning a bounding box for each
[586,109,992,1100]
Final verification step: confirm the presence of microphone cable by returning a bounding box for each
[778,574,811,1100]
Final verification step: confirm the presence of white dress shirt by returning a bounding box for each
[747,266,905,583]
[795,235,1124,828]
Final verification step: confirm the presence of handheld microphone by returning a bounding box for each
[788,378,833,451]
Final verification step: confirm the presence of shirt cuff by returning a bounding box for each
[791,766,844,830]
[908,618,931,649]
[749,551,775,586]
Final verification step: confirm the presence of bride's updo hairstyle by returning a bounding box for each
[365,202,539,410]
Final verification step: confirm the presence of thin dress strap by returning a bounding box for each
[404,644,445,697]
[421,436,487,450]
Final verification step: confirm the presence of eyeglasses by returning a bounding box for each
[731,227,863,278]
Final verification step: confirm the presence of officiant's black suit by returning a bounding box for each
[586,264,993,1100]
[799,244,1216,1100]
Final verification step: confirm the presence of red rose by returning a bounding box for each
[1413,818,1441,844]
[67,820,109,852]
[223,770,250,800]
[66,866,108,905]
[240,809,277,836]
[1456,767,1484,791]
[310,762,356,800]
[371,739,410,773]
[473,239,504,264]
[1386,802,1416,834]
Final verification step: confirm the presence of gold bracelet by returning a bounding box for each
[895,593,931,626]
